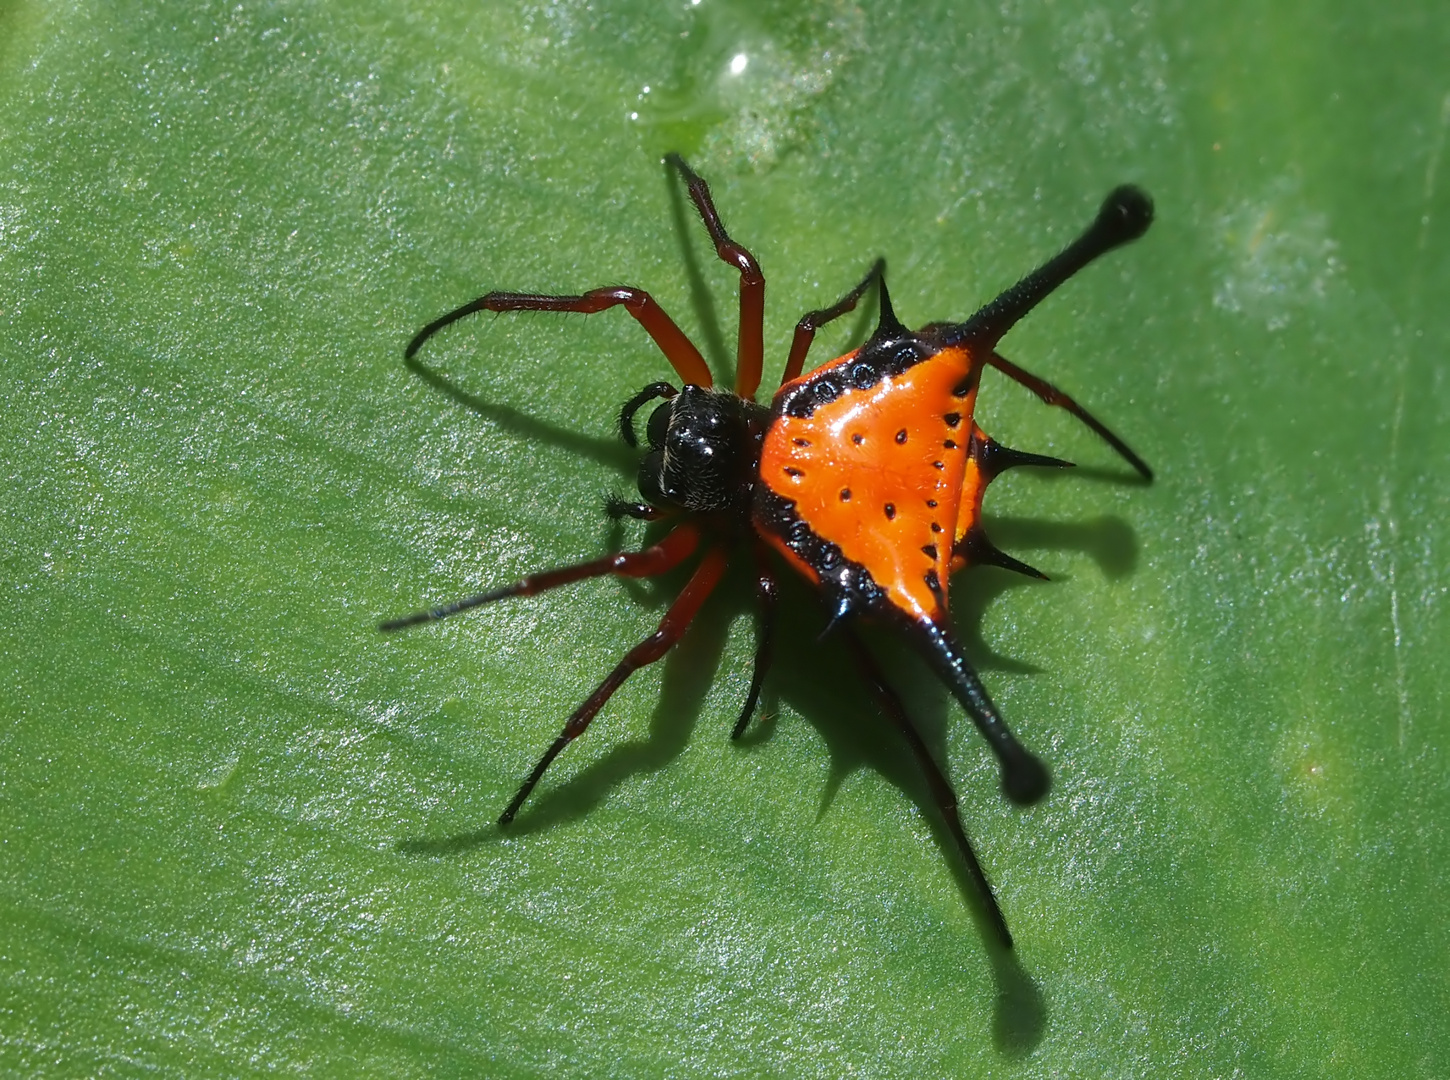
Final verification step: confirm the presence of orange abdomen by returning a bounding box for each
[755,343,982,621]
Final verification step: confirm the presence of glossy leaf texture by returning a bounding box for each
[2,0,1447,1075]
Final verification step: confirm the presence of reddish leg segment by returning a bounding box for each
[844,629,1014,950]
[405,287,713,389]
[666,154,766,401]
[379,523,702,632]
[500,544,732,824]
[986,349,1152,480]
[780,258,885,385]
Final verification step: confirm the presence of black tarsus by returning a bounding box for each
[808,259,885,331]
[731,547,779,739]
[405,296,495,360]
[844,629,1014,950]
[379,582,526,632]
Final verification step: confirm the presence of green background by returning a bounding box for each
[3,0,1447,1075]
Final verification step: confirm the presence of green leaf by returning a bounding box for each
[3,0,1447,1075]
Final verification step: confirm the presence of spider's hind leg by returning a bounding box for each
[500,545,731,824]
[666,154,766,400]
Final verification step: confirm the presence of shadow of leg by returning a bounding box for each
[991,947,1047,1054]
[395,566,742,853]
[405,353,638,475]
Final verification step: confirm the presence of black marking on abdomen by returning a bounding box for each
[924,568,944,606]
[777,336,931,419]
[753,486,886,617]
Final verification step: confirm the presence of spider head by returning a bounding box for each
[635,385,764,515]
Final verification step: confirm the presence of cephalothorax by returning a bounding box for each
[385,155,1153,949]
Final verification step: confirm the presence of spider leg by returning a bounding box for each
[405,287,713,389]
[731,543,779,739]
[380,522,701,632]
[780,257,885,384]
[500,544,731,824]
[844,628,1014,950]
[665,154,767,402]
[987,349,1152,480]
